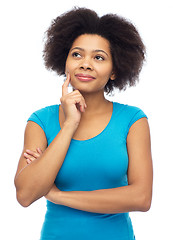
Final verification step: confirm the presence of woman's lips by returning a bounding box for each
[75,73,96,82]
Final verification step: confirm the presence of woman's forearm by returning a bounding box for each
[15,121,76,207]
[47,185,151,214]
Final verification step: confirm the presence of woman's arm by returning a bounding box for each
[14,74,87,208]
[14,120,76,207]
[44,118,153,214]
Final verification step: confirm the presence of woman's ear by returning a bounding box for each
[110,71,116,80]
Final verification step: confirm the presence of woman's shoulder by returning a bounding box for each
[113,101,148,136]
[113,101,147,117]
[27,104,60,131]
[29,104,59,117]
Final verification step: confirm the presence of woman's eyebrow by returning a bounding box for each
[71,47,108,56]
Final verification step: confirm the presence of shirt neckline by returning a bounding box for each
[58,101,115,143]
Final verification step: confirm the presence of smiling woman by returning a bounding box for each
[65,34,115,93]
[43,7,145,93]
[14,7,152,240]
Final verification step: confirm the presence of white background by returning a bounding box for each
[1,0,173,239]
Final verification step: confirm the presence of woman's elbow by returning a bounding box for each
[15,184,45,207]
[139,193,152,212]
[16,190,32,208]
[14,180,31,207]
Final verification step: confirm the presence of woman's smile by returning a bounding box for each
[65,34,116,92]
[75,73,96,82]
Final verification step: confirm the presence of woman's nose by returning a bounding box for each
[79,58,93,70]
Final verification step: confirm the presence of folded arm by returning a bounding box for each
[45,118,153,214]
[14,120,76,207]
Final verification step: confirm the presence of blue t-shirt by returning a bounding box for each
[27,101,147,240]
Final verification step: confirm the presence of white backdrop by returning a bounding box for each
[1,0,173,239]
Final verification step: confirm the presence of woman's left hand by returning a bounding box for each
[23,148,62,202]
[24,147,43,164]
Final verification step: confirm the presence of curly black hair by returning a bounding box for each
[43,7,146,95]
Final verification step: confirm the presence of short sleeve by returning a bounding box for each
[126,108,148,135]
[26,105,59,145]
[27,109,46,132]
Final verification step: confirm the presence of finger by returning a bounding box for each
[62,73,71,96]
[74,97,87,113]
[37,147,43,154]
[69,91,87,112]
[24,152,30,159]
[78,102,86,112]
[26,159,32,164]
[24,153,37,161]
[25,149,40,158]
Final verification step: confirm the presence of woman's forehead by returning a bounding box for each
[70,34,111,54]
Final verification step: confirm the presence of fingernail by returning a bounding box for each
[27,159,31,164]
[37,147,42,153]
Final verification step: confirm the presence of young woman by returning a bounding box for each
[14,7,153,239]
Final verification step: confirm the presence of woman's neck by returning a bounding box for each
[80,91,111,117]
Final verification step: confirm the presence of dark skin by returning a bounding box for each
[16,34,153,212]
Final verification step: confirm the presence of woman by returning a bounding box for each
[14,7,153,239]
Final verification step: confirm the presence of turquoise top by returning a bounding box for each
[27,102,147,240]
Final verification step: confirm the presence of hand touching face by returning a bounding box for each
[65,34,116,94]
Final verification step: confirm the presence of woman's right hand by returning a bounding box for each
[60,73,87,128]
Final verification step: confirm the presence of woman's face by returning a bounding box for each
[65,34,115,93]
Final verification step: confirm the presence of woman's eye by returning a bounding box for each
[72,52,81,58]
[95,55,104,61]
